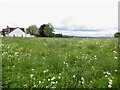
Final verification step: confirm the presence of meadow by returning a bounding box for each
[1,37,118,88]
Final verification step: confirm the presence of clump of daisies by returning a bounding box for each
[103,71,114,88]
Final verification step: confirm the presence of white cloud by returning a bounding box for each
[55,29,117,37]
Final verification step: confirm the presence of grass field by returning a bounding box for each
[1,37,118,88]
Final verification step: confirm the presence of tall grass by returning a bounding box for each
[1,37,118,88]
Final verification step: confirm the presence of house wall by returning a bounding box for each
[8,28,26,37]
[0,35,3,37]
[26,34,31,37]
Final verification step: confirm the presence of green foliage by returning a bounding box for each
[62,35,73,38]
[39,23,64,37]
[114,32,120,38]
[2,37,118,88]
[26,25,38,36]
[44,23,54,37]
[55,34,62,37]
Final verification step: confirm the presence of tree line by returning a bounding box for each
[26,23,64,38]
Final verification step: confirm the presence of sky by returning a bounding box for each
[0,0,119,37]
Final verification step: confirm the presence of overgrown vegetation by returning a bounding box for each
[2,37,118,88]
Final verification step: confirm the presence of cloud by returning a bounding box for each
[55,25,102,32]
[54,27,68,30]
[54,25,117,37]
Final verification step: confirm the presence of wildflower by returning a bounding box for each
[15,52,19,55]
[107,73,111,76]
[32,69,34,71]
[115,69,117,72]
[63,62,66,64]
[108,84,112,88]
[114,57,118,59]
[34,85,36,87]
[95,57,97,59]
[73,75,76,78]
[58,76,61,79]
[66,64,69,67]
[51,81,55,84]
[51,77,55,80]
[105,75,108,77]
[46,86,48,88]
[33,78,36,80]
[106,71,111,75]
[59,73,61,75]
[48,79,50,81]
[103,71,106,74]
[56,81,58,84]
[30,74,33,78]
[109,79,112,83]
[81,77,84,81]
[43,70,46,73]
[106,71,109,74]
[109,81,112,85]
[90,81,93,83]
[39,81,41,84]
[53,76,55,79]
[82,81,84,84]
[113,51,117,53]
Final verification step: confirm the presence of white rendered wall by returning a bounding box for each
[8,28,26,37]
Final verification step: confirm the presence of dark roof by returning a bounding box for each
[2,26,25,34]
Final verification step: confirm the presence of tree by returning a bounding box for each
[39,23,54,37]
[44,24,54,37]
[38,24,47,37]
[55,34,62,37]
[26,25,38,36]
[114,32,120,38]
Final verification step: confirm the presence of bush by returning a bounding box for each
[114,32,120,38]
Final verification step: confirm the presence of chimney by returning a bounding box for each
[7,26,10,32]
[7,26,9,29]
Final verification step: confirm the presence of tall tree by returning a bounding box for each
[39,24,46,37]
[26,25,38,35]
[39,23,54,37]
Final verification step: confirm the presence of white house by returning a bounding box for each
[2,26,34,37]
[8,27,26,37]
